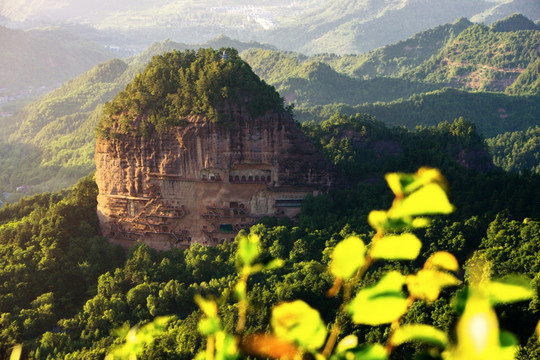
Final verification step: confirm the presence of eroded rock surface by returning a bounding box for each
[95,107,336,250]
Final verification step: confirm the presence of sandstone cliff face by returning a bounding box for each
[95,107,336,250]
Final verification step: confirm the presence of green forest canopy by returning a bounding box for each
[1,115,539,358]
[96,48,285,137]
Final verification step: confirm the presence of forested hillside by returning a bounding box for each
[296,88,540,138]
[406,23,540,91]
[97,48,284,137]
[506,57,540,94]
[487,125,540,174]
[1,116,538,359]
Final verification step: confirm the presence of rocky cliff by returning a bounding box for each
[95,49,337,249]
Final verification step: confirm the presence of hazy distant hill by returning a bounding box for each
[2,0,539,54]
[472,0,540,24]
[490,13,540,32]
[0,25,113,93]
[1,16,539,195]
[273,0,491,55]
[310,17,474,79]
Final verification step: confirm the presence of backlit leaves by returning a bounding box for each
[348,271,408,325]
[385,167,446,197]
[486,276,534,305]
[330,235,366,280]
[425,251,459,272]
[105,316,175,360]
[389,183,454,219]
[370,168,453,232]
[406,252,460,301]
[271,300,327,351]
[237,231,260,267]
[407,269,461,302]
[370,233,422,260]
[335,335,358,354]
[241,334,300,359]
[447,291,518,360]
[195,295,218,318]
[390,324,448,348]
[331,344,388,360]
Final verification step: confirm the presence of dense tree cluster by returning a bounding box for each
[96,48,285,137]
[0,176,124,358]
[487,125,540,174]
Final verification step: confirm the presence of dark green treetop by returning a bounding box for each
[97,48,285,137]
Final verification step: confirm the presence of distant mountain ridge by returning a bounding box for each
[1,0,539,54]
[243,14,539,104]
[490,13,540,32]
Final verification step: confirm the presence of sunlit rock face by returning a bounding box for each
[95,105,336,250]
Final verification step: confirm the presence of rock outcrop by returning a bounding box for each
[95,105,336,250]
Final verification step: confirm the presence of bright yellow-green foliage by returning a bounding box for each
[106,168,537,360]
[329,235,365,280]
[271,300,327,351]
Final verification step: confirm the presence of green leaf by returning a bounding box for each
[425,251,459,272]
[390,183,454,218]
[330,236,366,280]
[402,167,446,194]
[348,344,388,360]
[498,330,519,360]
[234,281,247,300]
[368,211,430,232]
[391,324,448,348]
[237,232,260,266]
[407,270,461,301]
[385,167,445,197]
[385,172,406,197]
[271,300,327,351]
[487,276,534,305]
[370,233,422,260]
[368,210,388,231]
[9,345,22,360]
[348,271,408,325]
[215,331,240,359]
[106,316,175,359]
